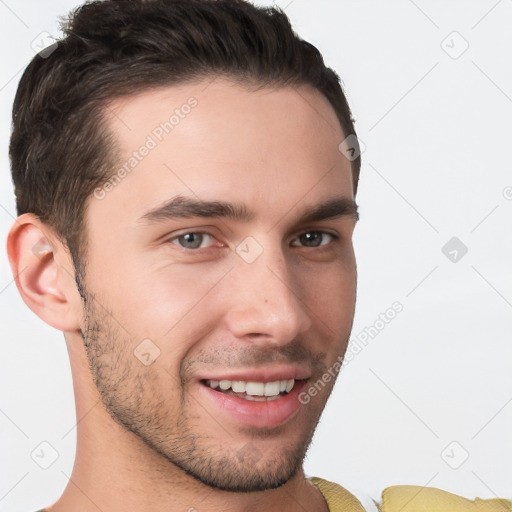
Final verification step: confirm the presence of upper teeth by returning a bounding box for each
[207,379,295,396]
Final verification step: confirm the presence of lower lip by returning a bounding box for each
[198,381,306,429]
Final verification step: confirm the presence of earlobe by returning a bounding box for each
[6,214,82,332]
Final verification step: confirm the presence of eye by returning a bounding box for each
[291,231,336,248]
[170,232,216,250]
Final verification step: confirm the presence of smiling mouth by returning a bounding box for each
[202,379,299,402]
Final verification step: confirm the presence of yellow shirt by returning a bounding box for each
[380,485,512,512]
[310,478,512,512]
[310,477,367,511]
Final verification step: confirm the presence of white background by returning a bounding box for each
[1,1,511,510]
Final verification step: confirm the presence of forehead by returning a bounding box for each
[92,77,353,226]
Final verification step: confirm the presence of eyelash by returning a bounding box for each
[168,230,339,251]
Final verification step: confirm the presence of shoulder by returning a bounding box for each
[307,479,512,512]
[379,485,512,512]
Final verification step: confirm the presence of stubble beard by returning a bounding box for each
[78,282,338,492]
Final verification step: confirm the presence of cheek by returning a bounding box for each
[97,258,230,351]
[296,257,356,328]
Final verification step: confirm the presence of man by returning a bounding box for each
[6,1,512,511]
[7,0,367,510]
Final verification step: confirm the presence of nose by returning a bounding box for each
[223,244,312,346]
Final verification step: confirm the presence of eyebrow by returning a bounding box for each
[139,194,359,225]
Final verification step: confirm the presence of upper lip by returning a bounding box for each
[197,365,311,383]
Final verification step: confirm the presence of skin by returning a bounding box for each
[7,76,358,512]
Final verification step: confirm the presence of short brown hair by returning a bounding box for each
[9,0,360,279]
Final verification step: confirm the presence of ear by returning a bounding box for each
[6,213,83,332]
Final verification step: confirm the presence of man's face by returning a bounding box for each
[79,77,357,491]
